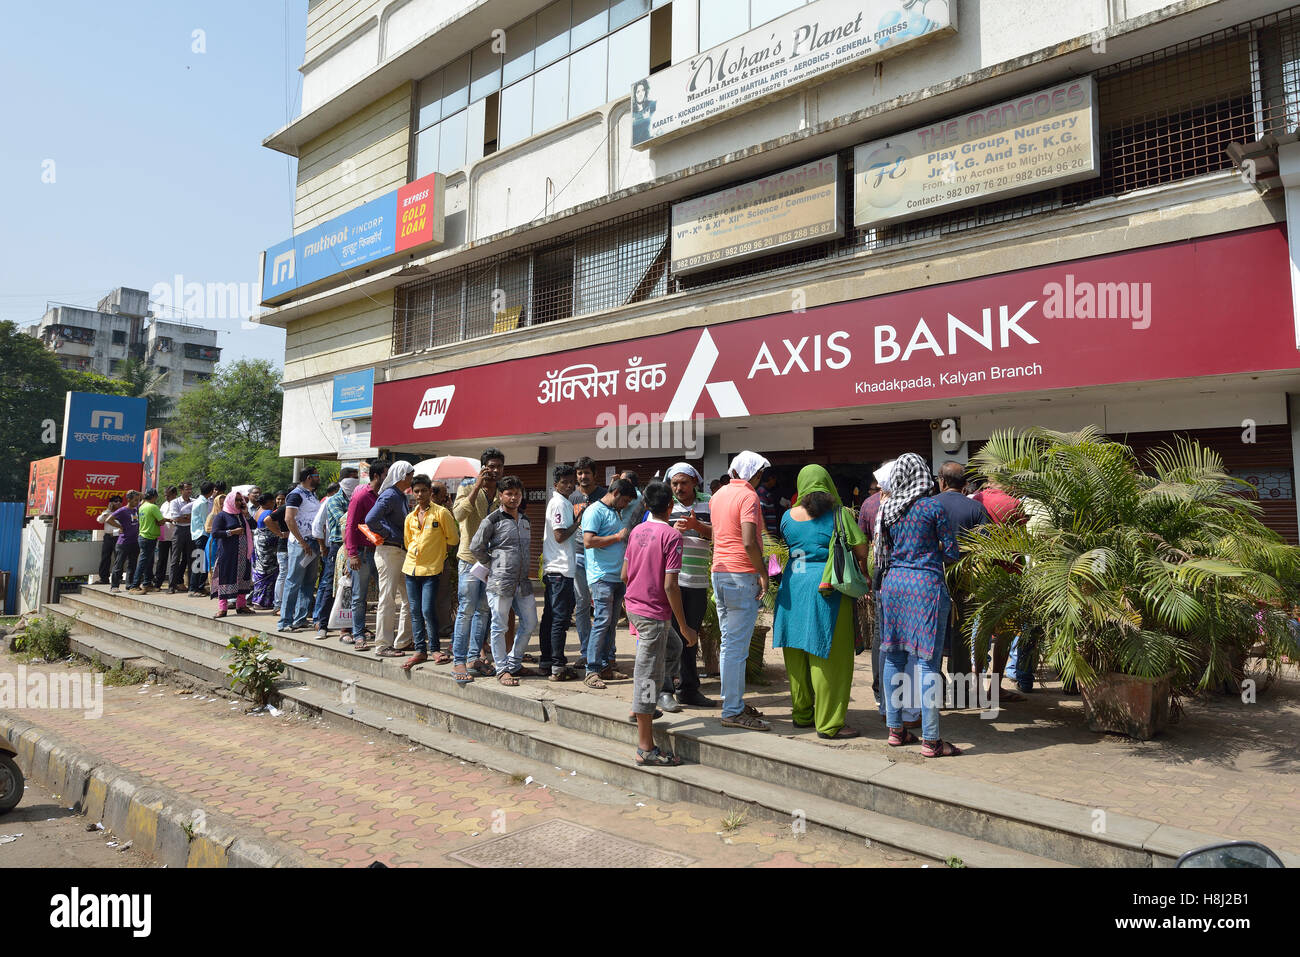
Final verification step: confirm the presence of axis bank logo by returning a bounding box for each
[413,385,455,429]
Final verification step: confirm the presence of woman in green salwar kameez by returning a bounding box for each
[773,465,871,739]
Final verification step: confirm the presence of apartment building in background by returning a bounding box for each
[256,0,1300,569]
[26,286,221,400]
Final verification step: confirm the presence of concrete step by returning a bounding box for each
[53,586,1219,866]
[285,682,1065,868]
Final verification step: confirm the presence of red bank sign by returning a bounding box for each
[373,226,1298,445]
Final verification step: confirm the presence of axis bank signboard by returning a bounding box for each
[630,0,955,149]
[373,227,1295,445]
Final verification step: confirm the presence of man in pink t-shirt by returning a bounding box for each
[344,462,386,648]
[709,451,771,730]
[622,481,695,767]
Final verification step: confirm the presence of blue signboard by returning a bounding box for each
[61,392,148,463]
[332,368,375,420]
[261,171,444,305]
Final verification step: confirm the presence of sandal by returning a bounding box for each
[720,713,770,731]
[792,719,814,729]
[452,667,473,684]
[353,641,372,652]
[599,667,629,681]
[510,666,540,678]
[583,672,607,689]
[214,610,227,619]
[921,738,962,758]
[431,651,452,665]
[549,668,578,682]
[497,672,520,687]
[376,648,406,658]
[635,747,682,767]
[818,727,860,740]
[469,660,495,678]
[998,687,1027,703]
[888,728,919,746]
[742,704,765,718]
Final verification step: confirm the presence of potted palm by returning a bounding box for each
[961,427,1300,739]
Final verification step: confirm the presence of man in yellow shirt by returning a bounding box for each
[402,473,459,671]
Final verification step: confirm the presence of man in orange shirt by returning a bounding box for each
[710,451,771,730]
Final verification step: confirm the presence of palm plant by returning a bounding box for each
[116,357,175,430]
[960,427,1300,697]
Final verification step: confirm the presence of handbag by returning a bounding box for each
[826,507,871,599]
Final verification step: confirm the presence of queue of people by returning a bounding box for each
[96,446,1024,768]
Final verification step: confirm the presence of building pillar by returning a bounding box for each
[1275,142,1300,349]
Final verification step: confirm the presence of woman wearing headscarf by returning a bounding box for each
[250,492,279,608]
[211,488,255,618]
[204,492,226,599]
[365,460,415,656]
[774,465,871,738]
[876,453,961,756]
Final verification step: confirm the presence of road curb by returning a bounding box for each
[0,712,322,868]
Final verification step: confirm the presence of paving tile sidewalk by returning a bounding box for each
[0,651,915,868]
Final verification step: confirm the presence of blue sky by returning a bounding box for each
[0,1,308,366]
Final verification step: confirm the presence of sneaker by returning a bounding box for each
[657,692,682,713]
[316,628,328,640]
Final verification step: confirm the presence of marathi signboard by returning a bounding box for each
[26,456,60,518]
[61,392,148,464]
[854,77,1100,228]
[373,226,1295,444]
[261,172,446,306]
[671,156,843,274]
[631,0,955,149]
[57,460,143,531]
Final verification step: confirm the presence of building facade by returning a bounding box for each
[27,287,221,400]
[258,0,1300,565]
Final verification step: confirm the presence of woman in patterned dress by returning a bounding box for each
[212,489,255,617]
[876,453,961,757]
[250,492,280,608]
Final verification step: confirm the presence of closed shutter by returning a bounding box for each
[1121,426,1297,543]
[814,420,934,463]
[508,463,550,577]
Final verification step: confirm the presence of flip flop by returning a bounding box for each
[376,648,405,658]
[453,668,473,684]
[432,651,452,665]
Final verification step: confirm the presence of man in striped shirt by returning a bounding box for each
[665,463,717,709]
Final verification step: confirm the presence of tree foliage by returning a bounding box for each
[0,321,69,500]
[960,427,1300,694]
[161,358,333,493]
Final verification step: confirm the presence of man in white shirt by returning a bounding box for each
[167,482,195,593]
[538,464,585,680]
[154,485,178,588]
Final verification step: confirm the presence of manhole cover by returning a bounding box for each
[450,818,694,868]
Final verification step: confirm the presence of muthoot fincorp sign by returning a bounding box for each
[630,0,955,149]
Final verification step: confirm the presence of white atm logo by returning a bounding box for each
[413,385,456,429]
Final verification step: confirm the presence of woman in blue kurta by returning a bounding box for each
[774,466,870,739]
[877,453,961,756]
[212,490,255,617]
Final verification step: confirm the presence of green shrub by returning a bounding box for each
[20,614,72,660]
[226,634,285,707]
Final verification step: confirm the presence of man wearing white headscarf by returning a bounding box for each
[710,451,772,730]
[278,466,323,632]
[366,461,416,655]
[665,462,716,708]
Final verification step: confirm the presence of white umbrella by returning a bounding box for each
[410,456,481,481]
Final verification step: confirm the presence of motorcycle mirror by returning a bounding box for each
[1176,841,1284,868]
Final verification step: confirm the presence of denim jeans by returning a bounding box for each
[711,571,762,719]
[350,548,377,638]
[489,588,538,674]
[585,578,625,675]
[538,573,575,674]
[405,573,440,654]
[131,538,158,588]
[882,591,951,741]
[110,542,139,589]
[313,542,340,627]
[452,561,491,666]
[274,550,288,608]
[573,565,592,652]
[278,538,319,630]
[189,534,208,593]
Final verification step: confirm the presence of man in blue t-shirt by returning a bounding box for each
[580,477,636,687]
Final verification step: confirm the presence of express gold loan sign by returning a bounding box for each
[853,77,1100,229]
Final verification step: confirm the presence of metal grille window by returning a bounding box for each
[393,6,1298,356]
